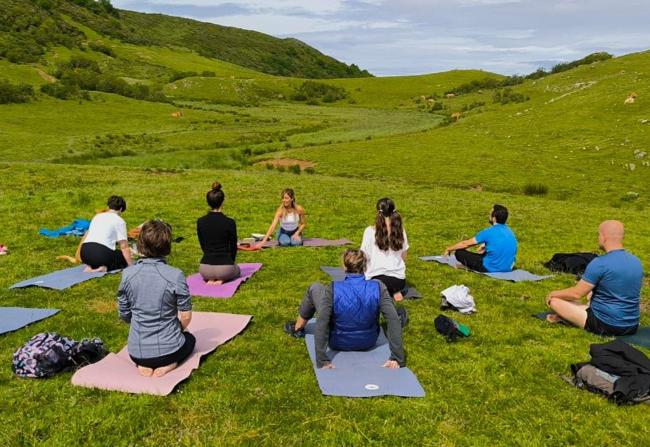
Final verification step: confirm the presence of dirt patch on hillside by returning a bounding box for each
[36,69,56,83]
[256,158,315,169]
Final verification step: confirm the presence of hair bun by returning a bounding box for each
[211,181,222,191]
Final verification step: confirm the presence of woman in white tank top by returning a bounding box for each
[258,188,306,247]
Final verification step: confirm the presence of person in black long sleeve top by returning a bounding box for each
[196,181,240,285]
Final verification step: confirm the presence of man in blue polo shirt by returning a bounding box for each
[444,204,518,273]
[546,220,643,335]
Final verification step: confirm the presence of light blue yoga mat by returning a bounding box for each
[420,255,552,282]
[10,265,119,291]
[304,320,425,398]
[319,266,422,299]
[0,307,60,335]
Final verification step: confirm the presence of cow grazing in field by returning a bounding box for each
[171,111,183,118]
[446,93,456,98]
[451,112,462,121]
[624,92,638,104]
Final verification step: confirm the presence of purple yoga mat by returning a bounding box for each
[186,263,262,298]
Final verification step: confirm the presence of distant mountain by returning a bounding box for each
[0,0,372,79]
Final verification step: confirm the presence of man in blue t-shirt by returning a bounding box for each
[546,220,643,336]
[444,204,518,273]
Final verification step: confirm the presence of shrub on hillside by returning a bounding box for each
[201,71,216,77]
[288,165,301,175]
[523,183,548,196]
[169,71,198,82]
[551,52,612,74]
[41,82,90,100]
[0,80,35,104]
[446,76,524,95]
[88,41,115,57]
[292,81,347,103]
[493,88,529,105]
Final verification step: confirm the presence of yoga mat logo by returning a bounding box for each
[364,384,380,390]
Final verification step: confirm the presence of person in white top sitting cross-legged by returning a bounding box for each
[361,197,409,302]
[80,195,133,272]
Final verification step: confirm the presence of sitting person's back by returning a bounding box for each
[476,222,518,272]
[118,220,194,377]
[330,273,381,351]
[284,249,405,369]
[583,249,643,329]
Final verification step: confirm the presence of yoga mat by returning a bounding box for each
[618,327,650,349]
[71,312,252,396]
[320,266,422,299]
[304,320,425,398]
[10,265,119,291]
[186,263,262,298]
[420,255,552,282]
[239,238,352,250]
[0,307,60,335]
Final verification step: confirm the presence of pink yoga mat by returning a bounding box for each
[71,312,252,396]
[186,263,262,298]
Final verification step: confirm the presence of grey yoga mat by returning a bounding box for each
[304,320,425,398]
[0,307,60,335]
[319,266,422,299]
[420,255,552,282]
[10,265,119,291]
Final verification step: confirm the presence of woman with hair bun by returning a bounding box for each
[196,181,240,284]
[257,188,306,247]
[360,198,409,301]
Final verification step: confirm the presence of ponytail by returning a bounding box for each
[374,197,404,251]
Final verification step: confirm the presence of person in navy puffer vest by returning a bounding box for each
[284,249,406,369]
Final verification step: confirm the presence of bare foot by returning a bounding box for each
[138,366,154,377]
[152,363,178,377]
[546,313,564,324]
[84,265,108,273]
[393,292,404,302]
[206,280,224,286]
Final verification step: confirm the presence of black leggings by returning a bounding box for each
[454,249,487,272]
[80,242,128,271]
[372,275,406,296]
[130,332,196,369]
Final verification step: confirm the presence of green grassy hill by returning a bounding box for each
[0,0,369,79]
[1,5,650,444]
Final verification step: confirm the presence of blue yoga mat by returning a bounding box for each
[0,307,60,335]
[420,255,552,282]
[618,327,650,348]
[319,266,422,299]
[304,320,425,398]
[10,265,119,291]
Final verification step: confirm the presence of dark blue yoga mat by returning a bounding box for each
[304,321,425,398]
[0,307,60,335]
[319,266,422,299]
[618,327,650,348]
[10,265,119,291]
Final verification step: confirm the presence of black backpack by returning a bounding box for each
[544,252,598,275]
[434,315,470,342]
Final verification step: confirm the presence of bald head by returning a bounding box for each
[598,220,625,251]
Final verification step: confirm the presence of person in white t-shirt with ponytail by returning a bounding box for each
[80,195,133,272]
[361,198,409,302]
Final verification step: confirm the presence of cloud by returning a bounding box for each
[111,0,650,75]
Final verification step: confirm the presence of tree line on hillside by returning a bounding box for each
[445,52,613,96]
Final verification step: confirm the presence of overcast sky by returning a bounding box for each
[112,0,650,76]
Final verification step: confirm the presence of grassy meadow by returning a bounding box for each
[0,11,650,444]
